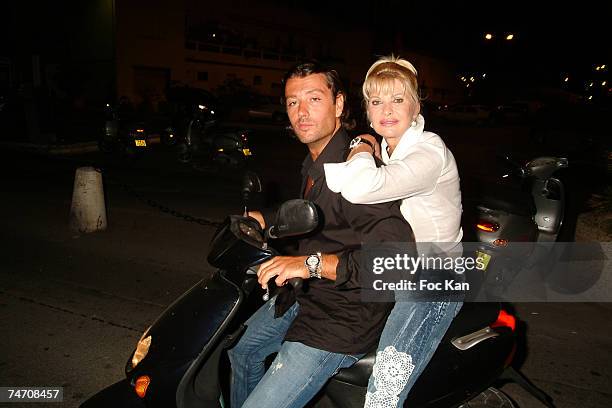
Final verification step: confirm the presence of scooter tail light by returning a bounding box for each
[134,375,151,398]
[493,239,509,247]
[491,309,516,331]
[476,221,499,233]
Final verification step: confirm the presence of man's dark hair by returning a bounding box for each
[282,61,355,130]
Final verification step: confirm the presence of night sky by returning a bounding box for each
[323,0,608,84]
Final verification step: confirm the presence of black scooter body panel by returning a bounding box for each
[81,210,271,408]
[118,273,239,407]
[80,379,145,408]
[133,274,238,363]
[405,328,513,407]
[327,303,515,407]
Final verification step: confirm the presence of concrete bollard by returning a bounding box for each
[69,167,107,233]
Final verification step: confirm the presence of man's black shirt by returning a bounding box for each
[272,129,414,354]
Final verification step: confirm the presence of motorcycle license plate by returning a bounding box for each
[475,251,491,271]
[242,148,252,156]
[135,139,147,147]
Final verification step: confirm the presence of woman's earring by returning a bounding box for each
[411,120,417,127]
[370,122,373,128]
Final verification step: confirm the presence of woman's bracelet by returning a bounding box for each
[349,136,375,152]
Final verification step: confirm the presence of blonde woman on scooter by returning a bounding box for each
[324,55,464,407]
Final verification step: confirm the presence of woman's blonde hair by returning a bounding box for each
[362,56,420,108]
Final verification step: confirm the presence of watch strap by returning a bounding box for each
[305,252,322,279]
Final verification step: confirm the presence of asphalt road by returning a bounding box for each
[1,122,611,407]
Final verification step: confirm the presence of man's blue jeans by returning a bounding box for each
[364,300,463,407]
[228,296,362,408]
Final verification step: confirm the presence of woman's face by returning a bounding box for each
[366,79,418,145]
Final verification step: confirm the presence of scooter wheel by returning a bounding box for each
[460,387,515,408]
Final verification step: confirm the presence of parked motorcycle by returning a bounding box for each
[176,104,252,169]
[98,103,151,156]
[473,155,569,297]
[81,174,553,408]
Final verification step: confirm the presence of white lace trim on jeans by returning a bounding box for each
[364,346,415,408]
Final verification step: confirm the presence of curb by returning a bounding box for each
[0,136,161,156]
[49,142,99,155]
[0,141,100,155]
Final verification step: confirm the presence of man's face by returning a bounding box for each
[284,73,344,149]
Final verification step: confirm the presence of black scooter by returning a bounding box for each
[81,174,554,408]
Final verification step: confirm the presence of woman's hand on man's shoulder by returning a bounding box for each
[347,134,381,160]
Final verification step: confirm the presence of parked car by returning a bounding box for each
[433,104,492,125]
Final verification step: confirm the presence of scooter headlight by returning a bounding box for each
[131,327,152,369]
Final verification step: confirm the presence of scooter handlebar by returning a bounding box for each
[253,256,304,301]
[259,250,303,290]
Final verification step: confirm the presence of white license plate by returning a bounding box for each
[135,139,147,147]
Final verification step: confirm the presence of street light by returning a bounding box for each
[484,33,493,40]
[564,76,569,82]
[505,34,514,41]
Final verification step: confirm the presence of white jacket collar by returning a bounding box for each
[381,114,425,162]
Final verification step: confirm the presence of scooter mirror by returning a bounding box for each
[242,171,262,203]
[500,154,527,178]
[268,199,319,239]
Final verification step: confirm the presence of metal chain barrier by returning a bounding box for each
[95,166,222,228]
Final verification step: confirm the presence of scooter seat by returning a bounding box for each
[332,350,377,387]
[480,189,536,217]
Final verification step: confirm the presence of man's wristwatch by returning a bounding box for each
[349,136,375,152]
[305,252,322,279]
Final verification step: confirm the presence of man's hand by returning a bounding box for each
[257,256,309,289]
[247,211,265,229]
[347,134,381,160]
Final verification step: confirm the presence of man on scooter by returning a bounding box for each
[228,61,414,408]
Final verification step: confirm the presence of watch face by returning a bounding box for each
[306,255,319,267]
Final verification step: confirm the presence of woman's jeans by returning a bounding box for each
[228,297,362,408]
[364,299,463,408]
